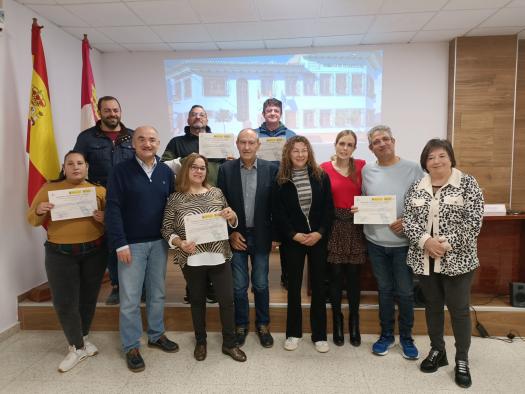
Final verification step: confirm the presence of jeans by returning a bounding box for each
[231,230,270,327]
[418,269,475,361]
[118,239,168,352]
[367,241,414,338]
[286,240,327,342]
[182,262,236,348]
[45,243,107,348]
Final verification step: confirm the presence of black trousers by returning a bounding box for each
[45,244,107,348]
[417,269,476,361]
[182,262,236,348]
[329,263,361,316]
[285,240,327,342]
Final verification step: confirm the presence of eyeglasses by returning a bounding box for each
[190,165,206,172]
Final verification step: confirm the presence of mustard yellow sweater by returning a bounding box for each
[27,180,106,244]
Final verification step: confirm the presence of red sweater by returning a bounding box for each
[321,159,365,209]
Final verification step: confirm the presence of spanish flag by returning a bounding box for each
[26,19,60,205]
[80,34,99,130]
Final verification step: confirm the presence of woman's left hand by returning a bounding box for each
[93,210,104,223]
[302,232,322,246]
[220,207,237,225]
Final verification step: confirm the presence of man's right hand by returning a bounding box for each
[230,231,247,251]
[117,248,132,265]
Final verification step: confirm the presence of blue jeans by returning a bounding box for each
[231,230,270,327]
[367,241,414,338]
[118,239,168,352]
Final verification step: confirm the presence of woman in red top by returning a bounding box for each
[320,130,366,347]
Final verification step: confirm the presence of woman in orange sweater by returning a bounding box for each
[27,150,106,373]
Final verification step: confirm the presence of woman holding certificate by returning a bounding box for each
[161,153,246,362]
[27,151,107,373]
[273,136,334,353]
[403,139,483,389]
[320,130,366,347]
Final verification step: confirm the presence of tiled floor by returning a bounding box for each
[1,330,523,393]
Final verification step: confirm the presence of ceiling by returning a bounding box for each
[15,0,525,53]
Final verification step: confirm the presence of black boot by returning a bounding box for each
[333,312,344,346]
[349,312,361,347]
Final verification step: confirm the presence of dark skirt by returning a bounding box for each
[327,208,366,265]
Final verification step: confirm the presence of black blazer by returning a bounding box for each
[272,167,334,243]
[217,158,278,253]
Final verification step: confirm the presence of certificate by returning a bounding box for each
[257,137,286,161]
[354,195,397,225]
[184,212,229,245]
[48,187,98,221]
[199,133,235,159]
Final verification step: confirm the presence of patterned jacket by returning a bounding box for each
[403,168,484,276]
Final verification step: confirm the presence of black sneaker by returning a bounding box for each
[420,348,448,373]
[256,325,274,348]
[455,360,472,388]
[126,348,145,372]
[105,286,119,305]
[235,326,248,347]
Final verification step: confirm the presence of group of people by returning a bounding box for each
[26,97,484,389]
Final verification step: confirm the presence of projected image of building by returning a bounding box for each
[164,51,382,145]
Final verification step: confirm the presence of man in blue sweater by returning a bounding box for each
[256,98,296,289]
[105,126,177,372]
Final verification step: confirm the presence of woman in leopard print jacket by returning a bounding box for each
[403,139,483,389]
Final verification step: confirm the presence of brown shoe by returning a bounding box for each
[194,343,207,361]
[221,345,247,362]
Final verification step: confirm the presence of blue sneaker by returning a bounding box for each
[400,336,420,360]
[372,335,395,356]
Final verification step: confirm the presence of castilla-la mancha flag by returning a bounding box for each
[80,34,99,130]
[26,19,60,205]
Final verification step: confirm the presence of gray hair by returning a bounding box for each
[367,125,393,145]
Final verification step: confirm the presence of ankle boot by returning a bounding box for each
[332,312,344,346]
[349,312,361,347]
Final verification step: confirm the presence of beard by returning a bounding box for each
[101,116,120,130]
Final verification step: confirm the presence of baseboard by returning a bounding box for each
[0,322,20,343]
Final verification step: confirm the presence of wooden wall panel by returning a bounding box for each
[449,36,517,204]
[512,41,525,211]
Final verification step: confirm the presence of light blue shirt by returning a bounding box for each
[361,158,424,247]
[135,156,158,181]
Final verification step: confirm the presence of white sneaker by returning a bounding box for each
[314,341,330,353]
[58,345,88,372]
[284,337,301,351]
[83,336,98,357]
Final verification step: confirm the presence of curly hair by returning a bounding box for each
[277,136,322,185]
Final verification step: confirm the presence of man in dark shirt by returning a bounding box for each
[74,96,134,305]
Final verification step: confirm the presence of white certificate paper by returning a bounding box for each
[184,212,229,245]
[48,187,97,221]
[354,195,397,225]
[199,133,235,159]
[258,137,286,161]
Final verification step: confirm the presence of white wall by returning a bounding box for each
[0,0,448,334]
[0,0,102,333]
[101,43,448,163]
